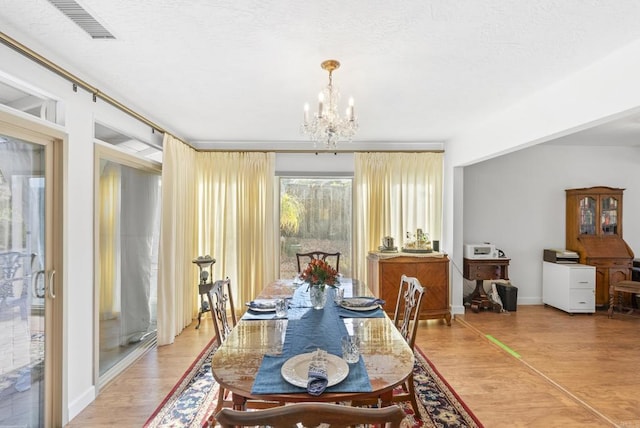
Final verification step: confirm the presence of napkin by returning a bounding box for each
[247,299,276,309]
[341,297,385,308]
[306,349,329,396]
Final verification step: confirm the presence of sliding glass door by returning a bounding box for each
[0,130,60,427]
[95,146,161,385]
[279,177,352,279]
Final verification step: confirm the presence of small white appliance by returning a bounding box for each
[464,243,498,259]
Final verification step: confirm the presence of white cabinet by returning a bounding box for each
[542,262,595,314]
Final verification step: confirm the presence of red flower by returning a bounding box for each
[300,259,339,288]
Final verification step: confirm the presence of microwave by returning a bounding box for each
[464,243,498,259]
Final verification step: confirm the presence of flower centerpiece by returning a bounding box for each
[300,259,339,309]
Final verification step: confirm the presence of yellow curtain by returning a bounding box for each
[158,144,275,345]
[157,134,198,345]
[354,152,443,281]
[195,152,276,307]
[98,162,121,320]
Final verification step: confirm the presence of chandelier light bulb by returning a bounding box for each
[301,59,359,149]
[303,103,310,123]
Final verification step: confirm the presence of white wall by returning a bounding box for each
[275,152,354,173]
[463,144,640,305]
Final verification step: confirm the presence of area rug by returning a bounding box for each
[144,338,482,428]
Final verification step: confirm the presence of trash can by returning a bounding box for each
[495,282,517,311]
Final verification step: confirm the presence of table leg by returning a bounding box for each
[378,390,394,407]
[469,280,491,313]
[232,392,247,411]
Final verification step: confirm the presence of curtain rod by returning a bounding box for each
[0,31,187,145]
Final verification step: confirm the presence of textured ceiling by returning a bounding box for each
[2,0,640,149]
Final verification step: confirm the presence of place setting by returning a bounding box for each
[335,291,386,318]
[280,348,349,393]
[275,332,364,396]
[242,298,291,320]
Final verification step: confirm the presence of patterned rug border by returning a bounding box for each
[145,338,483,427]
[143,336,219,427]
[413,346,483,427]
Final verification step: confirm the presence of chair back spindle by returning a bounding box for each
[296,251,341,273]
[393,274,425,350]
[208,277,237,343]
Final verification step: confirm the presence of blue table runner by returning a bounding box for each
[251,286,372,394]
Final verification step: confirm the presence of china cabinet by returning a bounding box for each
[366,252,450,324]
[565,187,634,306]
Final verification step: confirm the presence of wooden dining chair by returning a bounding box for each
[296,251,341,273]
[207,277,237,343]
[207,278,237,414]
[391,274,426,417]
[352,274,425,419]
[214,402,409,428]
[207,277,283,421]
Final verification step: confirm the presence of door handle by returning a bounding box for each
[33,270,45,298]
[47,270,56,299]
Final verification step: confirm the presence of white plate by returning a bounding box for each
[340,298,379,311]
[281,352,349,388]
[246,299,277,312]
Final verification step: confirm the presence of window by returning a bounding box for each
[95,146,161,385]
[0,76,60,124]
[94,122,162,162]
[279,177,352,278]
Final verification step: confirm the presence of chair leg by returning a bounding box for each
[206,414,215,427]
[215,386,226,414]
[196,308,202,329]
[407,373,421,420]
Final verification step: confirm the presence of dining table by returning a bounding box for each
[210,277,415,410]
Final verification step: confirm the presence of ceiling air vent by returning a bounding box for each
[47,0,115,39]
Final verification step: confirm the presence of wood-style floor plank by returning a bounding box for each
[417,305,640,427]
[67,305,640,427]
[66,320,216,427]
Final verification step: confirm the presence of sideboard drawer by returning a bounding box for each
[464,263,506,280]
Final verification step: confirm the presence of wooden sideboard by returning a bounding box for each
[367,252,451,325]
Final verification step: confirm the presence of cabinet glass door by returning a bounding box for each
[600,196,618,235]
[579,196,596,235]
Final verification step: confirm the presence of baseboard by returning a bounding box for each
[67,385,96,423]
[451,304,466,316]
[518,297,543,305]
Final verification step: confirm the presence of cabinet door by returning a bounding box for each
[379,261,417,314]
[600,195,620,236]
[416,260,448,311]
[579,196,596,235]
[594,268,607,306]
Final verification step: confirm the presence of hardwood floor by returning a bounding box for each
[67,305,640,427]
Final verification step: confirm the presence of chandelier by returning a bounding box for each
[301,59,358,149]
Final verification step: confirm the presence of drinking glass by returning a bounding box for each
[334,287,344,305]
[341,335,360,363]
[275,298,288,318]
